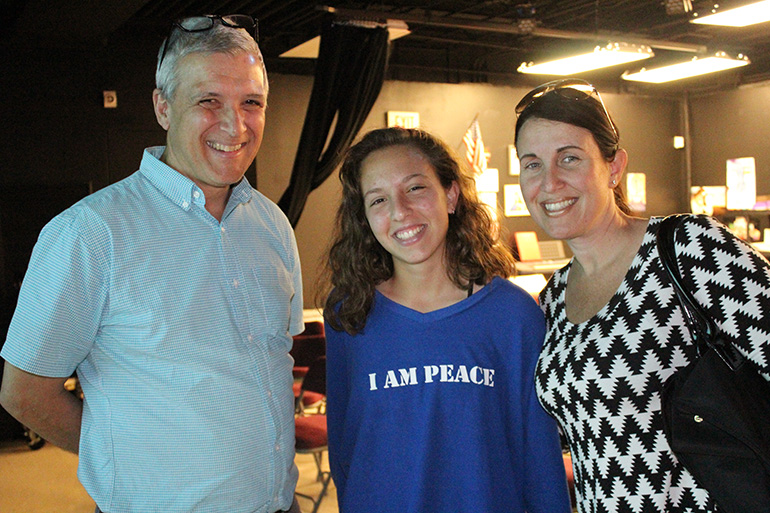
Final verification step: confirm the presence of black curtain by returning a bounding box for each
[278,17,389,227]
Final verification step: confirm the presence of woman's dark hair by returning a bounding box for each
[514,88,631,214]
[321,127,515,335]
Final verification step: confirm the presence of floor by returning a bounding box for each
[0,437,338,513]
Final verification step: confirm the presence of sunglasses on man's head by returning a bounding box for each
[158,14,259,71]
[175,14,258,40]
[515,78,618,140]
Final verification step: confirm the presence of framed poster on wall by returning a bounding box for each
[726,157,756,210]
[504,184,529,217]
[508,145,520,176]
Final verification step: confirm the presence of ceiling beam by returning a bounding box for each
[320,5,708,54]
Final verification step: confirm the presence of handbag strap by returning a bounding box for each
[656,214,744,370]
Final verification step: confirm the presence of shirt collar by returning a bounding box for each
[139,147,253,212]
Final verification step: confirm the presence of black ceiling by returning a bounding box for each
[5,0,770,93]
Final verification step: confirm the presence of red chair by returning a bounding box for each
[290,333,326,379]
[294,356,331,513]
[290,321,326,379]
[290,332,326,413]
[300,321,325,337]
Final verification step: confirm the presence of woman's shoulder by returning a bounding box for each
[484,276,544,314]
[657,214,770,283]
[654,213,720,230]
[488,275,531,298]
[657,213,741,247]
[649,213,727,251]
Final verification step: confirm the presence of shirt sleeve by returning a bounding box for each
[676,214,770,381]
[324,322,350,504]
[1,208,109,377]
[516,297,572,513]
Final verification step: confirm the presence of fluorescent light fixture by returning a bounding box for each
[280,19,410,58]
[517,42,654,75]
[622,51,750,83]
[691,0,770,26]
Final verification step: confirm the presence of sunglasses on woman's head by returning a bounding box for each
[515,78,618,140]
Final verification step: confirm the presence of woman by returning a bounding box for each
[322,127,570,512]
[514,78,770,512]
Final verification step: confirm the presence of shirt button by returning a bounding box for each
[221,226,226,233]
[181,201,189,208]
[193,191,200,199]
[247,334,254,342]
[267,389,273,398]
[275,444,281,452]
[233,279,239,288]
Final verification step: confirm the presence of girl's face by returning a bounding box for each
[360,144,458,276]
[517,117,625,242]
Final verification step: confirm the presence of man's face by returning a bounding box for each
[153,51,267,196]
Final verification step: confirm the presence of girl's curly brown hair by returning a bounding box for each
[321,127,515,335]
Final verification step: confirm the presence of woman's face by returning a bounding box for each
[517,117,623,242]
[359,144,459,276]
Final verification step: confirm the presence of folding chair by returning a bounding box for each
[294,356,332,513]
[291,332,326,413]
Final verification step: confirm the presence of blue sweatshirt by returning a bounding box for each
[326,277,571,512]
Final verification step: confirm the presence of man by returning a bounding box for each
[0,15,303,513]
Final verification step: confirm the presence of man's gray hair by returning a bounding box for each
[155,22,268,101]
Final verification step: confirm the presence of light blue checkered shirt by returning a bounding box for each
[2,147,303,512]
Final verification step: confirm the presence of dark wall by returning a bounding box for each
[0,40,163,189]
[689,85,770,195]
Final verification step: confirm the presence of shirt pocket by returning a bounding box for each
[251,264,295,341]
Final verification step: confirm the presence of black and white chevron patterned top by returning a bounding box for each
[536,215,770,513]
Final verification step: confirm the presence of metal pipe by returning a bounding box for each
[681,91,694,212]
[319,5,708,53]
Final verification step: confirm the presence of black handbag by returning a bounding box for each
[656,214,770,513]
